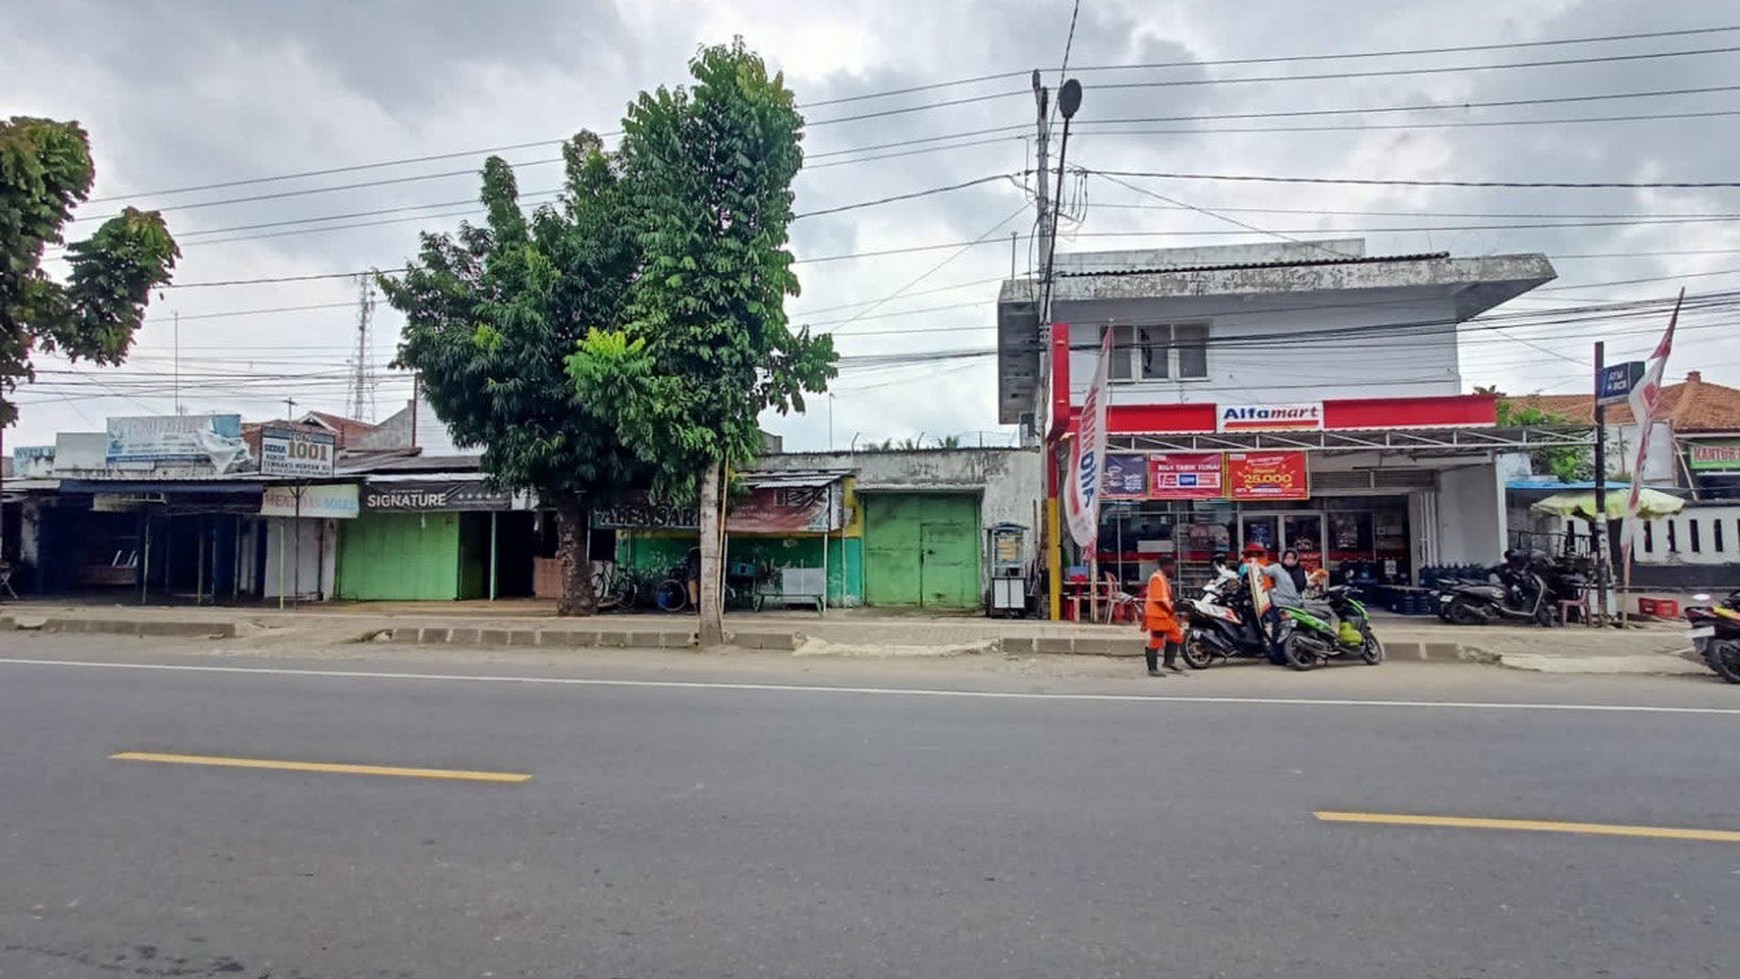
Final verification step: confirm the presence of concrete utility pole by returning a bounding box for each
[1031,70,1052,315]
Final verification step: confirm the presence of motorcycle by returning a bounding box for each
[1181,569,1271,668]
[1274,585,1385,671]
[1684,591,1740,684]
[1437,553,1576,627]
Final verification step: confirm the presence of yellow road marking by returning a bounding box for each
[110,751,530,784]
[1314,811,1740,843]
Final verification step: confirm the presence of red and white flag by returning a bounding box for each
[1619,289,1682,561]
[1064,327,1115,550]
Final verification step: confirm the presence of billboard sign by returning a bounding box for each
[1226,452,1310,500]
[1147,453,1225,500]
[260,427,337,478]
[105,414,249,472]
[1217,402,1323,433]
[11,445,55,478]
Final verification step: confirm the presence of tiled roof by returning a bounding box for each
[1507,371,1740,433]
[301,410,378,446]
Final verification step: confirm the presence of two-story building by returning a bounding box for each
[997,239,1571,604]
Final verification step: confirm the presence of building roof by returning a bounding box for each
[300,410,378,446]
[1508,371,1740,434]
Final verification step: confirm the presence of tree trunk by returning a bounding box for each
[554,494,596,617]
[697,460,726,645]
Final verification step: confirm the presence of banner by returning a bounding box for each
[1226,452,1309,500]
[1621,291,1680,559]
[261,483,359,519]
[1064,328,1114,550]
[105,414,249,472]
[1148,453,1225,499]
[1101,453,1149,498]
[362,479,512,512]
[728,485,842,534]
[260,427,336,478]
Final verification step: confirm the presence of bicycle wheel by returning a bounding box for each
[654,578,689,612]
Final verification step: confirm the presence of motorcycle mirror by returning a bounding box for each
[1692,593,1713,601]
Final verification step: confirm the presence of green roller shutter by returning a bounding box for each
[337,511,462,600]
[863,493,979,608]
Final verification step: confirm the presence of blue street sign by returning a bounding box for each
[1597,361,1644,406]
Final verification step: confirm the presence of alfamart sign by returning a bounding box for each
[1217,402,1324,433]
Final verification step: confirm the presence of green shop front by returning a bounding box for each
[604,470,862,608]
[338,476,535,600]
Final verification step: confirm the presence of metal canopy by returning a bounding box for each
[1105,426,1591,454]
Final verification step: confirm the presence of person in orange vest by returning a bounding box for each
[1141,554,1186,676]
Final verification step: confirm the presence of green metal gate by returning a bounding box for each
[862,493,979,608]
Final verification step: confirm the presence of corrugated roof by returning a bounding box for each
[1056,251,1452,278]
[740,468,852,489]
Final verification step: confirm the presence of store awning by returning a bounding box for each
[738,468,851,489]
[58,479,265,497]
[1105,426,1589,454]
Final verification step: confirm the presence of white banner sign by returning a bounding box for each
[260,483,360,520]
[106,414,249,472]
[260,427,337,478]
[1065,328,1114,550]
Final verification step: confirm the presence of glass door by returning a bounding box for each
[1283,513,1326,571]
[1239,514,1279,558]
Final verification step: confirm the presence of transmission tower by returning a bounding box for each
[346,275,377,421]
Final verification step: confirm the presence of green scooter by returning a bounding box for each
[1274,585,1384,671]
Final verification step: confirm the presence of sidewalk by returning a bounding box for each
[0,599,1708,675]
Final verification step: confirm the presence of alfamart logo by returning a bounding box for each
[1218,402,1324,432]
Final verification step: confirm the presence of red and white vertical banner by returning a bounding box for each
[1620,288,1682,563]
[1064,327,1114,550]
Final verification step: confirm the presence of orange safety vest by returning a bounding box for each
[1144,568,1183,644]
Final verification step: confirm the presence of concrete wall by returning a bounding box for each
[1057,287,1463,407]
[261,517,339,600]
[756,448,1045,580]
[1435,463,1506,566]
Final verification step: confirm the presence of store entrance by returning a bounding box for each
[1239,511,1326,569]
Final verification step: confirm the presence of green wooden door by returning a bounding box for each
[863,493,979,607]
[337,511,462,600]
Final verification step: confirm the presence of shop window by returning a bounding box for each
[1689,519,1702,553]
[1103,323,1209,381]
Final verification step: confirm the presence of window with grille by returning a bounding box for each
[1103,323,1209,382]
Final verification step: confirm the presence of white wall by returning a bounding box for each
[1060,288,1463,407]
[1614,506,1740,566]
[262,517,338,600]
[1435,463,1506,566]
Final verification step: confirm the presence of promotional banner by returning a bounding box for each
[1101,453,1150,499]
[105,414,249,472]
[728,485,842,534]
[1147,453,1225,499]
[1226,452,1310,500]
[260,427,337,478]
[1621,291,1680,559]
[1064,328,1114,550]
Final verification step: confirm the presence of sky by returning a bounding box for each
[5,0,1738,452]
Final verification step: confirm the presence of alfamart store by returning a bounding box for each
[1085,393,1585,590]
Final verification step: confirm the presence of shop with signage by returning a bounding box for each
[336,476,533,601]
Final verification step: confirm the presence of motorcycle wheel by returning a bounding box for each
[1533,602,1556,628]
[1360,628,1385,665]
[1709,640,1740,684]
[1446,599,1485,626]
[1182,631,1216,670]
[1282,632,1322,672]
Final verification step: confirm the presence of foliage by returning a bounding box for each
[570,40,836,494]
[1495,396,1593,483]
[1,116,177,427]
[378,132,651,614]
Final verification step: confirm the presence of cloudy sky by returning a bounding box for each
[5,0,1737,451]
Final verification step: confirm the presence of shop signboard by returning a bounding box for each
[260,483,360,519]
[1689,442,1740,471]
[1217,402,1323,433]
[594,498,701,530]
[1147,453,1225,500]
[729,485,842,534]
[260,427,337,478]
[11,445,55,478]
[105,414,250,472]
[1101,453,1150,499]
[1226,452,1309,500]
[361,479,512,511]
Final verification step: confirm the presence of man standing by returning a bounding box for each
[1141,555,1186,677]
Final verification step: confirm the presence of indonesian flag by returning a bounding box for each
[1064,327,1115,550]
[1619,289,1682,562]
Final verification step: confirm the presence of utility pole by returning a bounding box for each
[347,276,377,422]
[1592,342,1611,624]
[1031,70,1052,314]
[173,310,182,415]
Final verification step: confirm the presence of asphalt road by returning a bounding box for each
[1,636,1736,978]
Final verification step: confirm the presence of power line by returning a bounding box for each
[1080,108,1740,137]
[1085,168,1740,190]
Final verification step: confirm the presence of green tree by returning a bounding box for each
[1496,396,1593,483]
[2,116,178,429]
[378,132,650,615]
[570,41,836,644]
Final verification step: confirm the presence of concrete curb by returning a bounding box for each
[38,617,237,639]
[386,625,698,649]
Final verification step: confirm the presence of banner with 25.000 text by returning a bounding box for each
[1226,452,1309,501]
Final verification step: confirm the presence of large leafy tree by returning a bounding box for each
[570,41,836,643]
[1,116,178,429]
[379,133,650,615]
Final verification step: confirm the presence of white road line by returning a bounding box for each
[1,656,1736,716]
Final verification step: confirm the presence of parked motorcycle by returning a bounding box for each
[1181,570,1271,668]
[1437,552,1580,627]
[1685,591,1740,684]
[1274,586,1384,671]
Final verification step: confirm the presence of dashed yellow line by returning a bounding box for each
[110,751,530,784]
[1314,810,1740,843]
